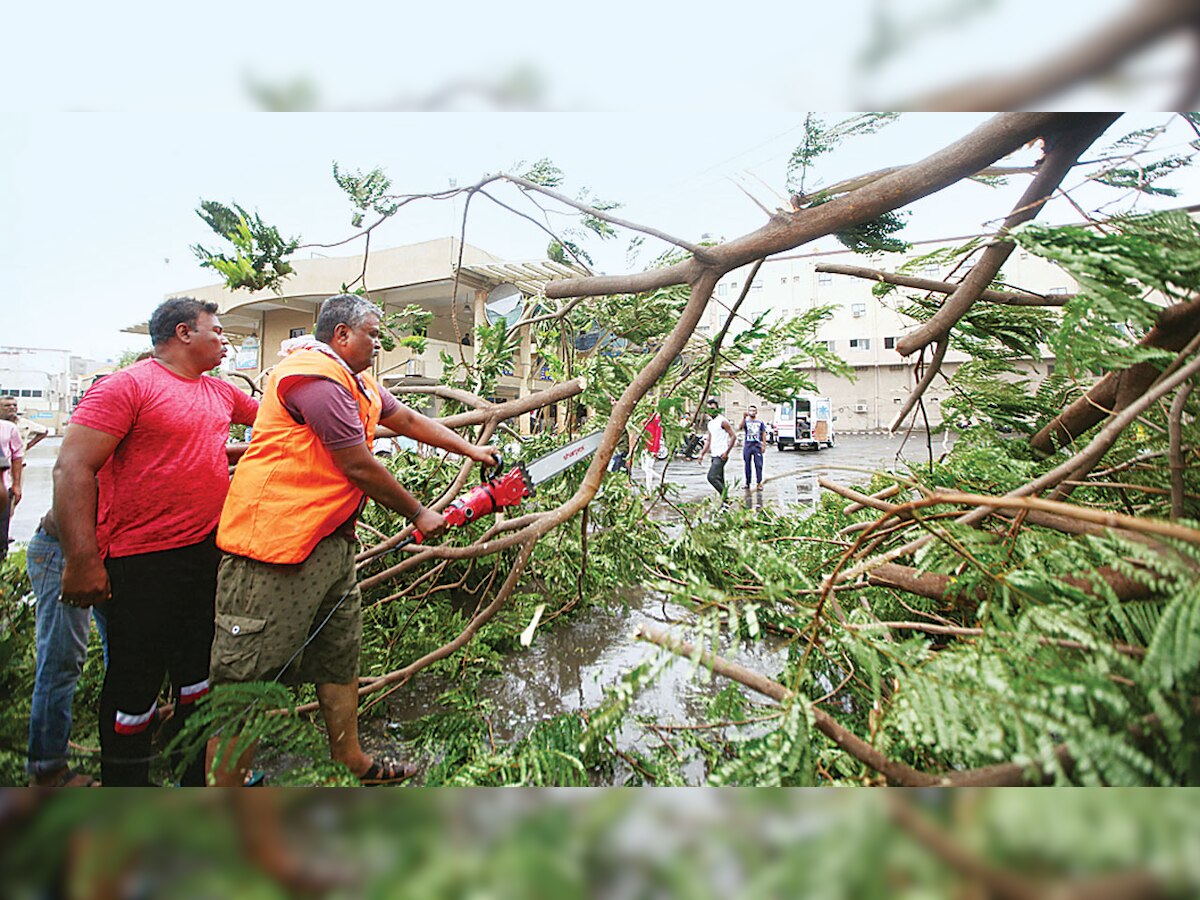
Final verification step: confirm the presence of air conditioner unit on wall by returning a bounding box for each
[855,403,869,413]
[405,359,425,377]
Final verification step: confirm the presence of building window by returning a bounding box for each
[849,338,871,350]
[792,275,801,282]
[780,277,788,285]
[750,279,763,291]
[923,264,939,276]
[884,336,896,349]
[289,327,307,339]
[717,283,728,296]
[851,302,866,318]
[1048,287,1068,295]
[825,340,836,351]
[817,272,832,285]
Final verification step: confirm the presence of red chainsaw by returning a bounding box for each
[410,431,604,544]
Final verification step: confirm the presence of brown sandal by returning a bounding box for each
[33,767,98,788]
[357,759,419,786]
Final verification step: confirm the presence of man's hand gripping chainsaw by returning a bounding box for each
[410,455,531,544]
[406,430,605,546]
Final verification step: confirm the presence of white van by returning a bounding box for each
[774,396,834,451]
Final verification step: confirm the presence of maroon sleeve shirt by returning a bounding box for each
[281,376,400,449]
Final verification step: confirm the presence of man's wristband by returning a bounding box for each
[407,503,425,523]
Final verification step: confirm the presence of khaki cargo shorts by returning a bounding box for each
[210,534,362,686]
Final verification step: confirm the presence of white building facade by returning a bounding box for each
[0,346,103,433]
[702,234,1077,431]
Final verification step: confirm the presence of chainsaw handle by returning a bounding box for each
[480,447,503,483]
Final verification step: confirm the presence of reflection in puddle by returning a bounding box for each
[376,434,935,782]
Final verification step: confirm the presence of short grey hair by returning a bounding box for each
[314,294,382,343]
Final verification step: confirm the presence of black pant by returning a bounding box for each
[99,534,219,786]
[707,455,728,495]
[0,487,10,561]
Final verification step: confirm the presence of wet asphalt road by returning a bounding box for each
[11,432,945,546]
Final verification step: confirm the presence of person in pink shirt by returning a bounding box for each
[55,297,259,786]
[0,416,23,561]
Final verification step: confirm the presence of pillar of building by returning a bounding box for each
[517,324,533,435]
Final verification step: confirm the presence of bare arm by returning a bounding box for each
[328,442,447,539]
[54,424,121,607]
[722,420,737,459]
[697,430,713,464]
[379,404,498,467]
[25,432,46,451]
[8,451,22,506]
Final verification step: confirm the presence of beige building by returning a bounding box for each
[157,237,586,429]
[1,346,109,433]
[701,234,1077,431]
[151,232,1088,435]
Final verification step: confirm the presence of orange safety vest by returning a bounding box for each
[217,349,383,564]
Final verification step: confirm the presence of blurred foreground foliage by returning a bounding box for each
[2,789,1199,898]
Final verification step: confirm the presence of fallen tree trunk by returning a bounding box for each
[867,562,1155,603]
[1030,294,1200,456]
[634,623,1076,787]
[815,263,1074,306]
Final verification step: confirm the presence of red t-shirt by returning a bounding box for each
[643,414,663,455]
[69,359,259,558]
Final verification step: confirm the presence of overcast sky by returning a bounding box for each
[3,111,1198,360]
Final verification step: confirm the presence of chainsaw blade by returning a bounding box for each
[524,431,604,487]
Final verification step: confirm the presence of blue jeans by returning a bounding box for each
[743,442,763,486]
[26,526,109,777]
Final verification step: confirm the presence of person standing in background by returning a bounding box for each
[697,398,736,497]
[740,405,767,492]
[26,508,110,786]
[640,412,663,491]
[0,414,24,561]
[1,396,49,452]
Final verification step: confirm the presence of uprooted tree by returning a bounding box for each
[183,111,1200,786]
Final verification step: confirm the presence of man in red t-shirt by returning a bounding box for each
[56,297,259,786]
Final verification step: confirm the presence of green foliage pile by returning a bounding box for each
[4,789,1200,897]
[85,116,1200,788]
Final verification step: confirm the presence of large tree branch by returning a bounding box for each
[692,258,765,427]
[868,561,1155,604]
[886,796,1042,900]
[815,263,1074,306]
[1169,381,1195,518]
[890,339,948,433]
[895,114,1120,358]
[907,0,1200,112]
[1030,294,1200,455]
[544,114,1071,300]
[426,376,585,430]
[833,345,1200,587]
[386,383,494,409]
[635,623,1082,788]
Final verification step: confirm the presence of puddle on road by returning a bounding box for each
[375,434,931,783]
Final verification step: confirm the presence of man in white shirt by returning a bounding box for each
[697,397,737,496]
[1,396,49,451]
[0,416,23,561]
